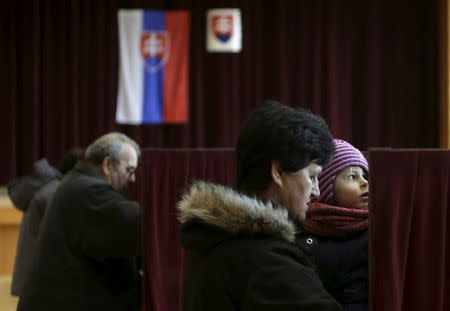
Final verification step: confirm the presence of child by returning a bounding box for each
[300,139,369,311]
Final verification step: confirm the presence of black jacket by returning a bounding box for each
[7,158,61,296]
[178,181,343,311]
[17,161,142,311]
[298,230,368,311]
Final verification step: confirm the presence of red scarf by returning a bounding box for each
[303,202,368,238]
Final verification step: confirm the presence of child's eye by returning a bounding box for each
[347,174,356,180]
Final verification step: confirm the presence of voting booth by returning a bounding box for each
[137,148,450,311]
[135,149,235,311]
[369,149,450,311]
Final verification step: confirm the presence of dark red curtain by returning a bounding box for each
[369,149,450,311]
[133,148,235,311]
[0,0,440,184]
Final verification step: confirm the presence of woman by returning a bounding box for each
[178,101,342,311]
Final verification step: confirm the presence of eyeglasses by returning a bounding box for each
[125,166,136,177]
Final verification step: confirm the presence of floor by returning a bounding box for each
[0,276,18,311]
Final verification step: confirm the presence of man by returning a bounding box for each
[178,101,343,310]
[17,132,142,311]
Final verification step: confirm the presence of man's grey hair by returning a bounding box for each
[85,132,140,165]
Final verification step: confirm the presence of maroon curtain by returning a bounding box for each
[133,148,235,311]
[369,149,450,311]
[0,0,439,184]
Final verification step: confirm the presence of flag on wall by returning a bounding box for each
[206,8,242,53]
[116,10,190,124]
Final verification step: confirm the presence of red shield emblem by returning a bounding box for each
[140,31,170,72]
[212,15,233,43]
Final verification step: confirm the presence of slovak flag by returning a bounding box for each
[116,10,190,124]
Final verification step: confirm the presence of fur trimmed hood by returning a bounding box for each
[177,181,297,243]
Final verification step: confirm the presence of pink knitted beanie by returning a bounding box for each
[316,139,369,205]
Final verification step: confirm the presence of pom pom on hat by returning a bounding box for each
[316,139,369,205]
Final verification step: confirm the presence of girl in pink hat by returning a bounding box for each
[300,139,369,311]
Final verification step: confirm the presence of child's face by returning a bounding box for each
[334,166,369,209]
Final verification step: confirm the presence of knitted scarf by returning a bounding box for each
[303,202,368,238]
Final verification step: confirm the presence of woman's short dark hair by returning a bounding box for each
[235,100,334,193]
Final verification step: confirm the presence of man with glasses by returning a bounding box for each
[17,132,142,311]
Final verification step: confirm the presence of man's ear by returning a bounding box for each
[101,156,113,177]
[271,161,283,187]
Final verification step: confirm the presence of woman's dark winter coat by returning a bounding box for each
[16,161,142,311]
[178,181,343,311]
[298,230,368,311]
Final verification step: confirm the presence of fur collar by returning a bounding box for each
[177,181,297,242]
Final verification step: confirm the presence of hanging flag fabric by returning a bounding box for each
[116,10,190,124]
[206,8,242,53]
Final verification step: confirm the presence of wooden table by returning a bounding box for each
[0,195,22,276]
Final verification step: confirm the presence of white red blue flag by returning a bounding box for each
[206,9,241,53]
[116,10,190,124]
